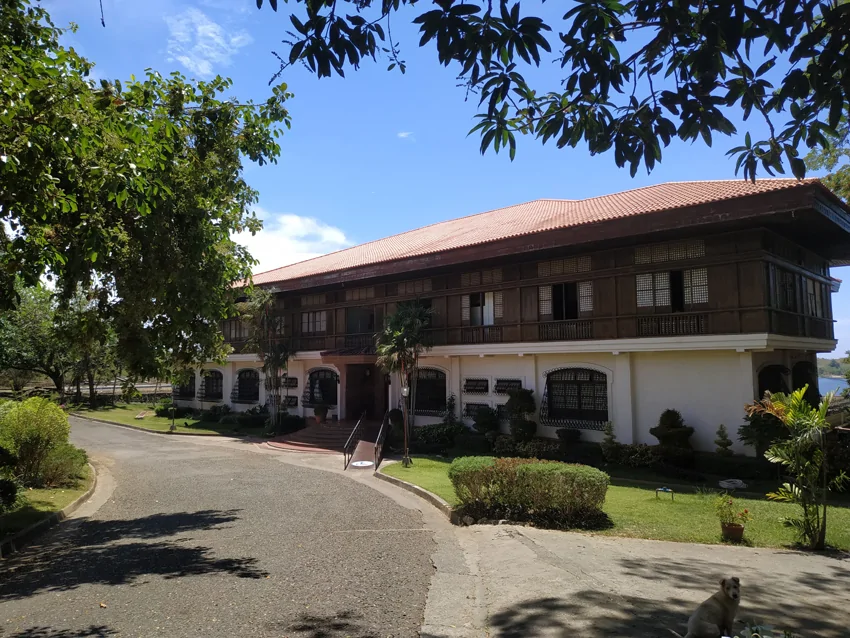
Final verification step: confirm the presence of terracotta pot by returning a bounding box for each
[721,522,745,542]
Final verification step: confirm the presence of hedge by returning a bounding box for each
[448,456,610,529]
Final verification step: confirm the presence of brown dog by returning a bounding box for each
[669,576,741,638]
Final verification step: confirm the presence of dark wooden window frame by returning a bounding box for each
[202,370,223,400]
[540,368,608,430]
[413,368,447,416]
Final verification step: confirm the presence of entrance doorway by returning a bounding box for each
[345,364,385,419]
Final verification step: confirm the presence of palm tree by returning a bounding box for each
[375,300,433,466]
[747,386,848,550]
[237,288,293,432]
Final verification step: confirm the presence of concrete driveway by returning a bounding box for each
[0,419,434,637]
[1,418,847,638]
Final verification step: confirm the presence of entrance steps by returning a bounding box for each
[266,420,380,455]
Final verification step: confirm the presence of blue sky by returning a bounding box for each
[46,0,850,358]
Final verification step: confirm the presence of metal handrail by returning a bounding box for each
[374,410,390,469]
[343,412,366,469]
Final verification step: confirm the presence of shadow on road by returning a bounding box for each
[486,553,849,638]
[0,510,267,602]
[271,610,378,638]
[2,627,116,638]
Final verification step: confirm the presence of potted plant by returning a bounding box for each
[715,495,752,542]
[313,403,329,424]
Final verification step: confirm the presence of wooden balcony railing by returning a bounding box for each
[461,326,503,344]
[343,333,374,350]
[538,320,593,341]
[637,313,707,337]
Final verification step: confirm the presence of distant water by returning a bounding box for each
[819,376,848,394]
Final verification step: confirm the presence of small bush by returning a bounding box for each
[0,398,70,486]
[505,388,535,420]
[738,410,788,457]
[472,406,500,434]
[0,478,18,513]
[313,404,329,421]
[514,438,561,460]
[219,414,240,426]
[617,443,661,468]
[198,410,221,423]
[40,443,88,488]
[601,422,623,463]
[715,424,734,456]
[410,422,467,454]
[448,431,492,457]
[237,414,267,429]
[266,413,306,435]
[0,442,15,470]
[556,428,582,444]
[510,418,537,442]
[491,435,517,457]
[448,456,610,529]
[692,452,770,480]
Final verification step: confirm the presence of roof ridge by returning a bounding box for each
[249,197,550,279]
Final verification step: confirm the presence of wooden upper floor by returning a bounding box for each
[224,226,838,353]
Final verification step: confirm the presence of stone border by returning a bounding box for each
[1,462,98,558]
[373,470,460,523]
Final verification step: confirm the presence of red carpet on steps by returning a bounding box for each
[266,420,380,454]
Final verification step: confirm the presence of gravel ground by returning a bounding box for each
[0,419,434,638]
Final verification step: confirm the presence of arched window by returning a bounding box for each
[304,369,338,407]
[792,361,819,407]
[540,368,608,430]
[234,369,260,403]
[201,370,223,400]
[757,364,789,398]
[175,374,195,399]
[414,368,447,416]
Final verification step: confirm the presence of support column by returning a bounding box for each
[613,352,635,444]
[223,364,234,407]
[337,365,346,421]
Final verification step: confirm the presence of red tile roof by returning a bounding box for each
[250,179,821,287]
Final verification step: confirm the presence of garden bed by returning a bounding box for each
[380,456,850,550]
[0,465,93,542]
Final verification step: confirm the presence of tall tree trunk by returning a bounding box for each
[49,372,65,403]
[87,371,97,407]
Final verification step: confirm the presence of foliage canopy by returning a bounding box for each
[257,0,850,179]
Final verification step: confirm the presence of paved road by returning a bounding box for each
[0,419,434,638]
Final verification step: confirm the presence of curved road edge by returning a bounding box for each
[1,461,102,558]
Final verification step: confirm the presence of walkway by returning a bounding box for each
[0,418,433,638]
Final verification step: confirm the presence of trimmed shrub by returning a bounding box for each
[472,406,500,435]
[692,451,771,480]
[40,443,88,487]
[0,478,17,512]
[0,398,70,486]
[313,404,329,422]
[448,431,492,457]
[617,443,661,468]
[650,409,695,449]
[601,422,623,463]
[505,388,535,420]
[715,424,734,456]
[219,414,240,426]
[510,418,537,442]
[388,408,404,428]
[448,456,610,529]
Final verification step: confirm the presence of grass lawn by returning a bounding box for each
[73,404,266,437]
[380,457,850,550]
[1,465,93,541]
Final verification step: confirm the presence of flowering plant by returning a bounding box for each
[715,496,752,525]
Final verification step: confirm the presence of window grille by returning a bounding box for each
[413,369,447,416]
[303,369,338,407]
[540,368,608,430]
[579,281,593,312]
[463,378,489,395]
[538,285,553,315]
[494,291,504,319]
[684,268,708,304]
[494,379,522,395]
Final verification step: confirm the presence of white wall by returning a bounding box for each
[631,350,754,453]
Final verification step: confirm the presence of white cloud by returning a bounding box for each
[165,8,252,77]
[233,209,351,274]
[397,131,415,141]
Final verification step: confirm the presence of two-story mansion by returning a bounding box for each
[174,179,850,452]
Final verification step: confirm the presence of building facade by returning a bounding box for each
[174,179,850,453]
